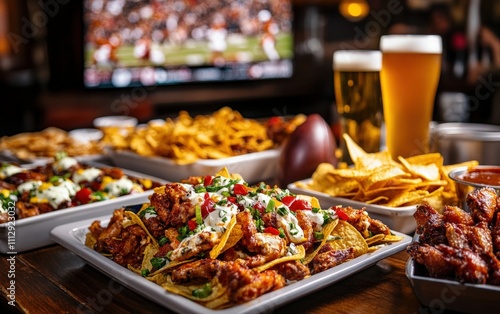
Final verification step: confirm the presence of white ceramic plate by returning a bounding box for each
[288,179,417,234]
[108,148,280,184]
[50,215,412,314]
[0,164,167,253]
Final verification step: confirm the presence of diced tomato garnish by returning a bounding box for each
[263,226,280,236]
[188,220,197,231]
[233,183,248,195]
[75,187,92,204]
[227,196,237,204]
[267,116,282,127]
[203,175,213,186]
[253,202,265,214]
[289,199,312,211]
[335,208,349,221]
[281,195,296,207]
[201,193,215,218]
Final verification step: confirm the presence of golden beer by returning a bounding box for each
[380,35,442,159]
[333,50,383,162]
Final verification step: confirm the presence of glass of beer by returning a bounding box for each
[333,50,383,163]
[380,35,442,159]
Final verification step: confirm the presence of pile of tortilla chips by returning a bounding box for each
[296,134,478,208]
[85,167,402,310]
[0,127,103,160]
[100,107,306,165]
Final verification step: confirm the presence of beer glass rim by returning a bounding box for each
[380,35,442,54]
[333,50,382,71]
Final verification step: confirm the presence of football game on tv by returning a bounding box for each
[83,0,294,88]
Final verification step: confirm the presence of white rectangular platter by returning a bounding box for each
[108,148,280,184]
[50,215,412,314]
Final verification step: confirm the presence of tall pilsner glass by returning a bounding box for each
[333,50,383,162]
[380,35,442,159]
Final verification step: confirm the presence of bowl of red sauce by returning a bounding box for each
[448,165,500,208]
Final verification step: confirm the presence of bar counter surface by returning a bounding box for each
[2,244,451,314]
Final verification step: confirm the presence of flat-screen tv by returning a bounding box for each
[82,0,294,89]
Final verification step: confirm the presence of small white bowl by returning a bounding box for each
[93,116,138,129]
[68,128,103,143]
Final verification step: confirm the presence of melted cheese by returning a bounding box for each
[104,177,134,197]
[0,164,24,179]
[30,180,80,208]
[17,180,43,194]
[52,156,78,172]
[72,168,102,184]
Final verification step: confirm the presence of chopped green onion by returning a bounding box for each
[150,257,166,270]
[195,205,203,224]
[158,236,169,247]
[314,232,324,240]
[277,206,288,216]
[278,228,286,238]
[192,283,212,298]
[139,206,157,218]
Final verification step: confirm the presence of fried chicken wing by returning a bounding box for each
[237,211,286,262]
[311,243,355,274]
[436,244,489,284]
[466,187,498,225]
[150,183,195,227]
[407,242,454,278]
[413,204,447,246]
[89,208,150,268]
[219,261,285,304]
[410,188,500,285]
[170,259,221,284]
[296,210,315,251]
[442,205,474,225]
[493,212,500,258]
[271,260,311,282]
[336,206,391,237]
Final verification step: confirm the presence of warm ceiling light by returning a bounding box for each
[339,0,370,22]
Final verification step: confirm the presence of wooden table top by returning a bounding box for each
[0,244,434,314]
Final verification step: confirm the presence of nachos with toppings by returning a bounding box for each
[0,153,162,223]
[86,168,402,309]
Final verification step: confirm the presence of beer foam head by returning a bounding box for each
[333,50,382,71]
[380,35,442,54]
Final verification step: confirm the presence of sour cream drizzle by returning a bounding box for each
[0,164,24,179]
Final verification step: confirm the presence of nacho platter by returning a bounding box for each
[51,214,411,314]
[51,166,411,312]
[0,159,167,253]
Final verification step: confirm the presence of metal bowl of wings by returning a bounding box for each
[406,187,500,314]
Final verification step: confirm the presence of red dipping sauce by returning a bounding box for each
[459,167,500,186]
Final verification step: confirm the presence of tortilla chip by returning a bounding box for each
[161,277,227,302]
[124,210,158,245]
[365,234,385,246]
[255,245,306,272]
[303,219,339,264]
[210,215,239,259]
[328,220,368,257]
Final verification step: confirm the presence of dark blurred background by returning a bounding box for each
[1,0,499,136]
